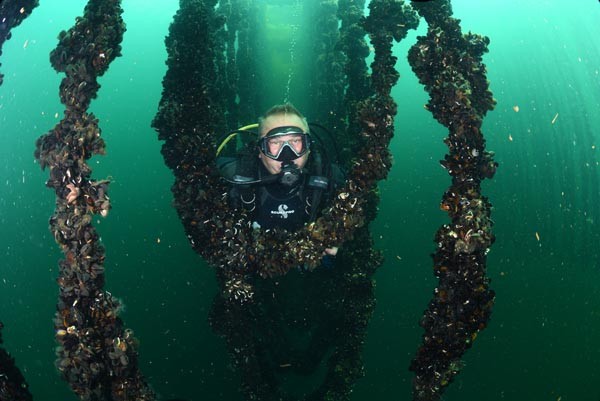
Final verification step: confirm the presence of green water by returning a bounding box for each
[1,0,600,400]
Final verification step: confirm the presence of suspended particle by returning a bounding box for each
[535,232,540,241]
[512,105,519,112]
[551,113,559,124]
[508,134,513,142]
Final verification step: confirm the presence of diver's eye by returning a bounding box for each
[270,139,284,146]
[267,139,283,149]
[289,138,303,150]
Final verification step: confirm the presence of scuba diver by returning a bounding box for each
[217,103,342,258]
[212,104,349,386]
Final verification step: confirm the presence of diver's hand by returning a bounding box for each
[324,247,338,256]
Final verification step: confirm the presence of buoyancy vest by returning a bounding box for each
[253,177,309,230]
[223,150,340,231]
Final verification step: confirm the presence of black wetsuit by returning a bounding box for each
[218,154,343,232]
[252,164,311,231]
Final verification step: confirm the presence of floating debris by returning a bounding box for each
[551,112,559,124]
[512,105,519,112]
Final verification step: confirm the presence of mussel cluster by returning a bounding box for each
[407,1,497,400]
[153,1,415,400]
[337,0,371,150]
[154,0,417,295]
[363,0,419,94]
[309,0,345,132]
[209,219,383,401]
[0,2,38,398]
[218,0,238,130]
[0,0,39,86]
[309,222,382,401]
[0,322,33,401]
[34,0,155,399]
[233,0,261,125]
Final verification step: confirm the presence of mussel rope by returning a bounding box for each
[0,1,38,398]
[0,0,39,86]
[34,0,155,399]
[407,1,497,400]
[154,1,419,305]
[0,322,33,401]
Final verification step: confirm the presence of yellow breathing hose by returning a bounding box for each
[216,123,259,156]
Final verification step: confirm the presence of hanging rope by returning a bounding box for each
[154,0,418,399]
[154,0,417,301]
[235,0,261,125]
[407,1,497,400]
[34,0,155,399]
[337,0,371,158]
[0,0,39,86]
[210,0,418,393]
[309,0,345,132]
[0,2,39,398]
[0,322,33,401]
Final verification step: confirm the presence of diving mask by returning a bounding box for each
[258,126,311,162]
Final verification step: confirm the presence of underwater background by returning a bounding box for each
[1,0,600,400]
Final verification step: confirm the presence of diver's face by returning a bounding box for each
[258,114,310,175]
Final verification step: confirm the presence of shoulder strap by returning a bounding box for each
[230,150,257,211]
